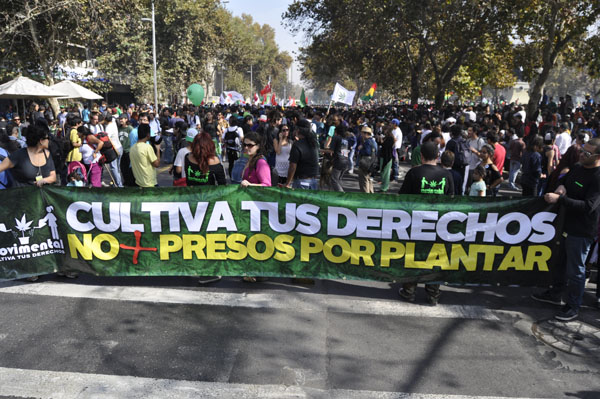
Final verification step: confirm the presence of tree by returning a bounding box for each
[514,0,600,116]
[0,0,130,115]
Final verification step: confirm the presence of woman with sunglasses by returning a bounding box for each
[0,124,56,187]
[273,124,292,186]
[240,131,271,187]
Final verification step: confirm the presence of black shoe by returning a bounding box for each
[555,306,578,322]
[398,288,415,302]
[198,276,221,284]
[531,290,563,306]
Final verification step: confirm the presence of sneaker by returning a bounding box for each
[398,288,415,302]
[555,306,578,322]
[531,290,563,306]
[26,276,39,282]
[198,276,221,285]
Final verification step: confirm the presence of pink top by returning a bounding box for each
[242,157,272,186]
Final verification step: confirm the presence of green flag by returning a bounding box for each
[299,88,307,107]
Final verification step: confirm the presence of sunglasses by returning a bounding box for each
[243,142,256,148]
[281,128,289,131]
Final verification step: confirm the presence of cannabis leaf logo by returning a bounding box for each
[15,214,32,237]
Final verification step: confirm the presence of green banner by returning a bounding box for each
[0,186,561,285]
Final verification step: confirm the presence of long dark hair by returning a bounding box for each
[244,131,266,171]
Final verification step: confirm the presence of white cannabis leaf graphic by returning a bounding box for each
[14,214,33,237]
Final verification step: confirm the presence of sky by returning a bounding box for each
[223,0,303,85]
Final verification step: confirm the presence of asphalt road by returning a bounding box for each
[1,161,599,398]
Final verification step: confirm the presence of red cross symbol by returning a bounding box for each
[119,230,157,265]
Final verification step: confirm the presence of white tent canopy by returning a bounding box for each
[0,76,67,99]
[51,80,103,100]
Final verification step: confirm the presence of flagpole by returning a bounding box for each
[326,100,333,116]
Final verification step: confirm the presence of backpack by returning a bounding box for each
[48,134,68,170]
[87,132,117,164]
[448,137,470,168]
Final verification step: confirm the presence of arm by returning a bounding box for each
[273,137,281,154]
[86,135,104,153]
[489,165,503,189]
[0,156,14,173]
[285,162,297,188]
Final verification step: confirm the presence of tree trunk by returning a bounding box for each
[434,88,445,109]
[43,75,60,119]
[527,65,552,119]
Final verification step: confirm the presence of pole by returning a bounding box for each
[250,65,253,101]
[221,66,224,94]
[151,0,158,111]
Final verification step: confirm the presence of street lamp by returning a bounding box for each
[141,0,158,110]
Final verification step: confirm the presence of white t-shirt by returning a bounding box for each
[174,147,192,178]
[392,127,403,150]
[554,132,572,156]
[80,140,101,164]
[105,121,122,155]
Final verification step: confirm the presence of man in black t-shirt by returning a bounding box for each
[398,141,454,305]
[285,119,319,190]
[533,138,600,321]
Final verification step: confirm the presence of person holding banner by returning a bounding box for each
[534,138,600,321]
[285,119,320,190]
[240,131,271,188]
[398,141,454,305]
[184,132,227,186]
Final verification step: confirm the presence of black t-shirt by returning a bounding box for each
[184,153,227,186]
[399,164,454,195]
[8,148,55,186]
[559,164,600,238]
[289,138,319,179]
[330,134,349,170]
[204,122,217,139]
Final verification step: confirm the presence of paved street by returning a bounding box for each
[1,162,599,398]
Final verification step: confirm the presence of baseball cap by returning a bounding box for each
[186,128,199,142]
[391,118,400,125]
[259,115,267,122]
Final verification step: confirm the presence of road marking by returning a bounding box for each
[0,366,548,399]
[0,282,498,321]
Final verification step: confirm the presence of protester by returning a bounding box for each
[519,136,543,196]
[224,117,243,178]
[441,151,462,195]
[129,124,159,187]
[0,125,56,187]
[173,128,197,184]
[285,119,319,190]
[326,124,351,192]
[273,124,292,186]
[104,114,123,187]
[184,131,226,188]
[399,141,454,305]
[508,128,526,190]
[469,165,486,197]
[357,126,377,193]
[77,126,104,188]
[478,144,503,196]
[378,125,395,193]
[533,138,600,321]
[240,131,271,187]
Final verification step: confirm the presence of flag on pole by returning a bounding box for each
[260,82,271,96]
[331,83,355,106]
[219,91,244,105]
[288,97,296,107]
[360,83,377,101]
[253,93,259,104]
[271,93,277,106]
[299,88,307,107]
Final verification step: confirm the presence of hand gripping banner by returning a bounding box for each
[0,186,562,285]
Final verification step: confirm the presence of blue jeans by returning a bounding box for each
[508,160,521,186]
[109,154,123,187]
[162,134,174,164]
[292,178,318,190]
[565,235,594,311]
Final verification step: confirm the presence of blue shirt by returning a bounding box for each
[0,147,9,189]
[359,137,377,157]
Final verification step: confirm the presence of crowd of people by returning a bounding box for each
[0,96,598,318]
